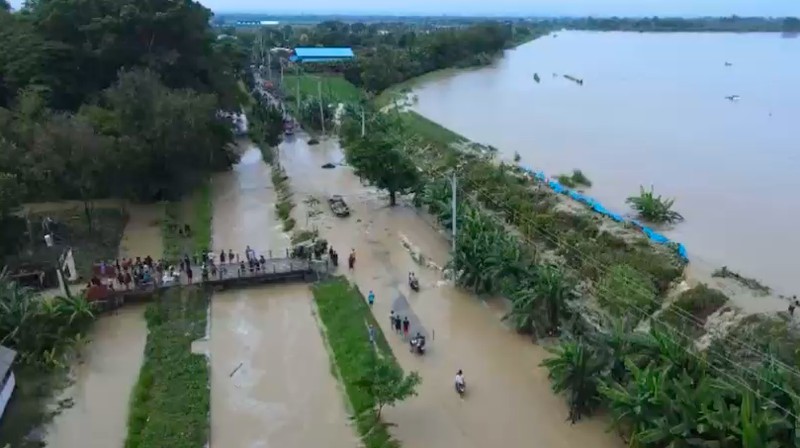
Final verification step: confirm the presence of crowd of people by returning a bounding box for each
[90,244,348,294]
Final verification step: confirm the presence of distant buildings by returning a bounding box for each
[289,47,355,63]
[235,20,280,27]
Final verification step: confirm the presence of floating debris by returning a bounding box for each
[533,73,540,83]
[563,74,584,86]
[321,163,336,169]
[724,61,733,67]
[725,95,741,102]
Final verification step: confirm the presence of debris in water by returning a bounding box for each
[321,163,336,169]
[533,73,540,83]
[724,61,732,66]
[563,74,584,85]
[725,95,741,102]
[229,362,243,377]
[308,138,320,145]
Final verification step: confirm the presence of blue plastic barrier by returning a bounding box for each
[514,164,688,260]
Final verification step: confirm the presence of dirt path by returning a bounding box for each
[279,134,623,448]
[208,142,357,448]
[44,204,161,448]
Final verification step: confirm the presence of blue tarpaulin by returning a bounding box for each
[514,164,688,260]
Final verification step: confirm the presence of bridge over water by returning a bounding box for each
[91,256,333,313]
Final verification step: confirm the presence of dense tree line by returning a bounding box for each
[243,20,537,94]
[543,16,794,33]
[0,1,244,261]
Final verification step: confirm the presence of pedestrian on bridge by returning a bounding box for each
[348,249,356,270]
[402,317,410,338]
[368,290,375,307]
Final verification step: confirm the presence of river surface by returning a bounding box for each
[44,204,161,447]
[278,133,621,448]
[411,31,800,296]
[208,142,357,448]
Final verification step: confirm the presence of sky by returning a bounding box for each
[7,0,800,17]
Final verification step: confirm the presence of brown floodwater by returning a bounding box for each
[410,31,800,302]
[278,134,622,448]
[208,141,357,448]
[43,203,161,448]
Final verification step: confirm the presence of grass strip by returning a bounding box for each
[284,74,364,103]
[161,179,213,263]
[312,277,399,448]
[401,111,466,148]
[192,181,213,252]
[124,287,210,448]
[270,162,297,232]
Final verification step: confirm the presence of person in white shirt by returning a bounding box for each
[454,369,465,393]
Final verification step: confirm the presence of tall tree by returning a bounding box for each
[355,353,421,419]
[343,123,420,206]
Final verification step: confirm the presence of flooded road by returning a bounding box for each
[208,142,356,448]
[44,204,161,448]
[279,134,622,448]
[411,32,800,296]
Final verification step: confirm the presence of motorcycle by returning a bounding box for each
[455,382,466,397]
[409,337,426,355]
[409,274,420,292]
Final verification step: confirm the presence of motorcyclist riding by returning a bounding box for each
[409,332,426,354]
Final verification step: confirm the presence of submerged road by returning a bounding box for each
[278,134,623,448]
[208,143,356,448]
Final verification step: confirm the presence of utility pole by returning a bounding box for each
[318,80,325,135]
[280,62,284,87]
[295,65,300,112]
[451,171,457,254]
[361,107,365,137]
[267,51,272,81]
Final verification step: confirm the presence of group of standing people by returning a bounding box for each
[390,310,411,339]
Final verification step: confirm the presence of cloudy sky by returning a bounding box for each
[8,0,800,17]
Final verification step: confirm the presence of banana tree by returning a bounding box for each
[541,339,607,423]
[504,264,575,336]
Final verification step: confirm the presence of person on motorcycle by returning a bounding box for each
[455,369,466,393]
[410,332,425,352]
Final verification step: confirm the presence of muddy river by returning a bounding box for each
[411,31,800,297]
[208,142,356,448]
[44,204,162,448]
[278,134,621,448]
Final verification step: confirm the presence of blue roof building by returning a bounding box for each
[290,47,355,63]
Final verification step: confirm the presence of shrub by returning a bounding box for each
[626,185,684,224]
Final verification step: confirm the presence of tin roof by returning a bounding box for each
[0,345,16,379]
[293,47,354,59]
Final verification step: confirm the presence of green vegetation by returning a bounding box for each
[626,185,684,224]
[271,164,296,232]
[0,273,96,447]
[162,181,213,264]
[248,94,285,160]
[340,117,421,206]
[291,229,319,245]
[312,278,420,448]
[0,0,244,264]
[556,169,592,188]
[284,74,364,103]
[661,284,729,337]
[125,287,210,448]
[4,206,128,278]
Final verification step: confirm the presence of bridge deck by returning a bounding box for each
[93,257,332,313]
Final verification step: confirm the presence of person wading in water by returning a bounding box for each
[348,249,356,270]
